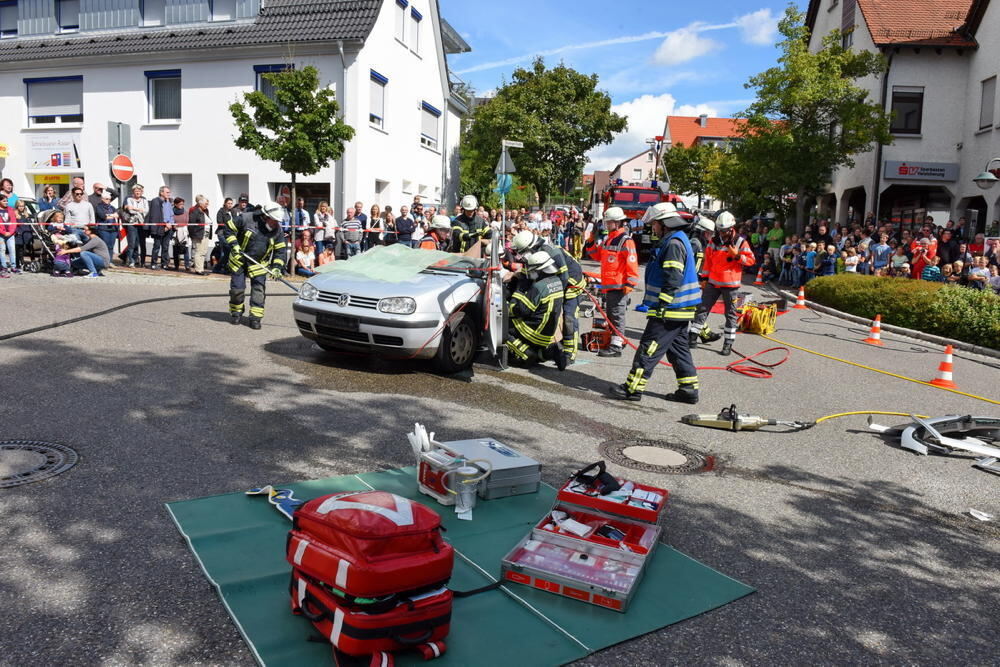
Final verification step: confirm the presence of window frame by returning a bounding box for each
[0,1,18,39]
[979,76,996,131]
[254,63,293,102]
[370,70,388,128]
[25,75,83,126]
[56,0,79,32]
[420,100,441,149]
[889,86,924,135]
[140,0,165,27]
[394,0,407,43]
[409,6,422,53]
[145,69,182,123]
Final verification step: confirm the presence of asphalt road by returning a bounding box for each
[1,266,998,666]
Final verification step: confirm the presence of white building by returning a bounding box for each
[806,0,1000,237]
[609,149,657,184]
[0,0,471,215]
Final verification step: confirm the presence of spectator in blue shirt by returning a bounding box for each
[921,255,943,282]
[803,242,818,283]
[870,233,891,275]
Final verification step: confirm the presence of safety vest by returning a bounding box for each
[509,274,564,347]
[647,231,701,320]
[585,228,638,292]
[701,235,755,289]
[418,234,449,251]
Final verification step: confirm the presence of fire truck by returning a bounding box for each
[598,179,694,252]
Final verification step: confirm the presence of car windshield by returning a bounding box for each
[613,189,661,210]
[422,255,486,273]
[315,244,486,283]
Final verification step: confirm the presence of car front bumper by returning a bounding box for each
[292,303,443,360]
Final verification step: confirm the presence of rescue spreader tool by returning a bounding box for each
[680,404,810,432]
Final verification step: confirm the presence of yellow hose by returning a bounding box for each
[813,411,930,425]
[760,333,1000,406]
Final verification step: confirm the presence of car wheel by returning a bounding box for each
[434,312,478,374]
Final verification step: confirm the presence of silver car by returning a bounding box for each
[292,244,504,373]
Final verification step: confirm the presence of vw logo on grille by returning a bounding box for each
[337,294,350,308]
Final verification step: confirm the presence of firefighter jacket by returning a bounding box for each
[700,234,755,288]
[224,211,287,276]
[539,243,586,299]
[687,230,705,274]
[450,213,490,252]
[584,228,639,293]
[509,274,564,347]
[418,234,450,251]
[642,230,701,321]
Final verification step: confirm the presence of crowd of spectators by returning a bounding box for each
[767,213,1000,294]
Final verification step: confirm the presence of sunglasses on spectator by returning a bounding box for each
[73,191,84,195]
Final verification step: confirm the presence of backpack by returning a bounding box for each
[288,491,454,663]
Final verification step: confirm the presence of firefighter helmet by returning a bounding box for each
[512,230,539,254]
[649,202,677,220]
[523,250,555,276]
[695,217,716,234]
[260,201,285,222]
[715,211,737,231]
[460,195,478,211]
[603,206,627,222]
[430,215,452,231]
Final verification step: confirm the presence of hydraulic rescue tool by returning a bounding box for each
[680,404,811,432]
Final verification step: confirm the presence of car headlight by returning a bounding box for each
[378,297,416,314]
[299,282,319,301]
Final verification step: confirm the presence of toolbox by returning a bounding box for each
[417,438,541,504]
[500,463,668,612]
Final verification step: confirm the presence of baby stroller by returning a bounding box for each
[23,209,71,274]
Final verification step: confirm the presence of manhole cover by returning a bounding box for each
[0,441,79,488]
[599,439,716,474]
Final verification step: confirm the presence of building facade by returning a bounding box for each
[609,149,657,184]
[806,0,1000,237]
[0,0,470,215]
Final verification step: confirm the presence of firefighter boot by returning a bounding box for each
[598,346,623,358]
[230,313,242,325]
[664,388,699,404]
[721,340,733,356]
[608,384,642,402]
[249,319,262,330]
[700,328,721,343]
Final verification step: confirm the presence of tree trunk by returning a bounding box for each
[290,173,297,276]
[794,188,806,236]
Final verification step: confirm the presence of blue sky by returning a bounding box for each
[440,0,806,172]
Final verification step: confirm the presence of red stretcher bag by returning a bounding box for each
[288,491,454,599]
[290,569,452,658]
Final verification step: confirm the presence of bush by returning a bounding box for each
[804,274,1000,349]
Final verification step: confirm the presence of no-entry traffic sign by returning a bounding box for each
[110,154,135,182]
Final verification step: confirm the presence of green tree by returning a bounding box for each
[661,143,723,207]
[736,4,892,231]
[461,58,627,207]
[229,65,355,247]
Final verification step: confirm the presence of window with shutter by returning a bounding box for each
[420,101,440,149]
[26,77,83,125]
[370,71,388,128]
[980,77,996,130]
[146,70,182,121]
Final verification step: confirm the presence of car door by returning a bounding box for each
[487,234,505,359]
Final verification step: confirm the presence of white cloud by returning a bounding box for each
[585,94,720,172]
[737,8,780,46]
[652,26,721,66]
[599,69,703,96]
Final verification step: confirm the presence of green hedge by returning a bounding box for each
[804,274,1000,349]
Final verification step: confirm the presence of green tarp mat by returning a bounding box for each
[167,468,754,666]
[314,244,481,282]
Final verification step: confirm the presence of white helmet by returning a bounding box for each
[511,230,538,254]
[649,202,677,220]
[715,211,737,231]
[603,206,627,222]
[430,215,452,231]
[260,201,284,222]
[695,217,716,234]
[523,250,555,276]
[460,195,478,211]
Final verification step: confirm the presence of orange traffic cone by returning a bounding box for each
[862,315,884,346]
[792,286,807,309]
[929,345,958,389]
[753,266,765,286]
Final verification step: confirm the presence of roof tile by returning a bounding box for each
[856,0,976,47]
[666,116,748,148]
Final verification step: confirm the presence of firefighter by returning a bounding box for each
[584,206,639,357]
[690,211,755,355]
[511,230,586,364]
[610,205,702,403]
[687,213,714,339]
[223,201,287,330]
[505,251,566,369]
[451,195,490,253]
[418,215,453,251]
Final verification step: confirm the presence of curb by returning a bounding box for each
[771,285,1000,362]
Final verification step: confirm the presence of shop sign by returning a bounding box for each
[26,133,82,169]
[33,174,71,185]
[884,160,958,182]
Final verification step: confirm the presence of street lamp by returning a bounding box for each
[972,157,1000,190]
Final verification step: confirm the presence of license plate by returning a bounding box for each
[316,312,359,331]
